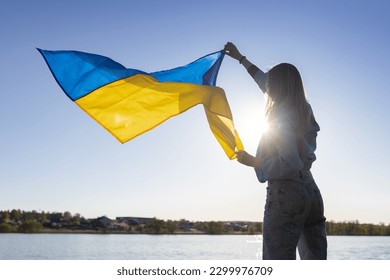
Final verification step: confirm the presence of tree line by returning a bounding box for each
[0,209,82,233]
[1,209,389,235]
[326,220,390,236]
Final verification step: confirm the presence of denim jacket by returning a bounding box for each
[253,71,320,183]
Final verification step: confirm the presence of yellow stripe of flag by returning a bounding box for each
[76,74,243,159]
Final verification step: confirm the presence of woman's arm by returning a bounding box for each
[237,150,260,168]
[224,42,267,93]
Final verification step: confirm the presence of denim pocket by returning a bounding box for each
[275,183,307,218]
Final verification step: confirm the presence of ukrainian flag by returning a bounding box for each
[38,49,243,159]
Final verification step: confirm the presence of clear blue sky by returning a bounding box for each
[1,0,389,224]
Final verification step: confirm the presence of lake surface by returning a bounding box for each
[0,234,389,260]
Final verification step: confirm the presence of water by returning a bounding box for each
[0,234,389,260]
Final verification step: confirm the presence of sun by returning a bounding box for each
[234,101,268,152]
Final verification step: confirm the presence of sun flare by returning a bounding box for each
[235,102,268,152]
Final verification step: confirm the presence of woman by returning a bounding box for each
[224,42,327,260]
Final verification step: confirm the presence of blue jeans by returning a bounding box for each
[262,170,327,260]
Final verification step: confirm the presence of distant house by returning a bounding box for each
[178,220,193,231]
[92,216,113,228]
[116,217,153,226]
[110,222,129,231]
[225,222,248,232]
[79,219,94,230]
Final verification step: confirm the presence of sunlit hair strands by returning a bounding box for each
[265,63,311,135]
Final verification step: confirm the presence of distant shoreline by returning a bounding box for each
[2,230,390,236]
[0,228,251,235]
[1,210,390,236]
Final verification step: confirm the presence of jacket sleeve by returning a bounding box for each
[254,119,304,183]
[240,57,267,93]
[253,70,268,93]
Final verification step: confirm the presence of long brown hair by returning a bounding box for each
[265,63,310,134]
